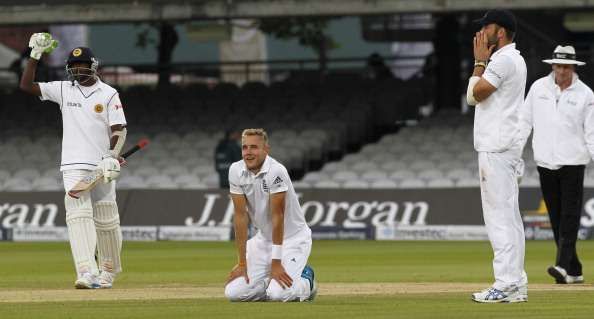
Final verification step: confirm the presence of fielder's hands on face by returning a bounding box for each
[28,33,58,60]
[270,260,293,289]
[226,263,249,285]
[473,30,495,63]
[99,155,121,183]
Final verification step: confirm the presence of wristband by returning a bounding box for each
[466,76,480,106]
[271,244,282,260]
[474,60,487,69]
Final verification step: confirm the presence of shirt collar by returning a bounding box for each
[547,71,579,90]
[241,155,271,177]
[491,43,516,60]
[76,78,102,93]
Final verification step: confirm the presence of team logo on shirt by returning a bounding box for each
[94,104,104,113]
[72,48,82,57]
[262,180,269,193]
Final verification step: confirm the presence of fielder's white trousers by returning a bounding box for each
[225,227,313,302]
[478,149,528,290]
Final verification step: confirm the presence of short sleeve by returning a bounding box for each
[38,81,63,105]
[482,55,513,89]
[229,163,243,194]
[106,93,127,126]
[269,167,289,194]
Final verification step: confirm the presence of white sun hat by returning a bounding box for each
[543,45,585,66]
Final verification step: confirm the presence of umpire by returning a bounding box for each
[519,45,594,284]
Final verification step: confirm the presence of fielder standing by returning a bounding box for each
[519,45,594,284]
[224,128,317,302]
[466,10,528,303]
[20,33,127,289]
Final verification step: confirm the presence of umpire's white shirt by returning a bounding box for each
[229,155,309,241]
[474,43,527,152]
[519,72,594,169]
[39,79,127,171]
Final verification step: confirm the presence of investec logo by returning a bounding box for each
[185,193,429,228]
[0,203,58,228]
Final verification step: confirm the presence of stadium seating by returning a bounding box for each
[0,79,557,191]
[297,109,548,189]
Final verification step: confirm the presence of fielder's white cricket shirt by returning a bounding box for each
[229,155,309,241]
[474,43,527,152]
[519,72,594,169]
[39,79,127,171]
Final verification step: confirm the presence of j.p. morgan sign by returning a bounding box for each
[3,188,594,230]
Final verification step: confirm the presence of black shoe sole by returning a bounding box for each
[547,266,567,284]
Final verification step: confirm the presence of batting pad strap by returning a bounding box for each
[466,76,480,106]
[93,201,120,230]
[65,194,93,215]
[109,128,127,157]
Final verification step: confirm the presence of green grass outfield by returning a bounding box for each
[1,240,594,318]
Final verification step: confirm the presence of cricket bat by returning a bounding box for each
[67,139,149,198]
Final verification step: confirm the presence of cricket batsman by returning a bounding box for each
[19,33,127,289]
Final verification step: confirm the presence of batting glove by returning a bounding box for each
[28,32,58,60]
[99,155,121,183]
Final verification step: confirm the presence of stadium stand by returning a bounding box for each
[0,75,425,190]
[300,109,552,189]
[4,77,584,191]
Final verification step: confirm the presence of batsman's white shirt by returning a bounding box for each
[39,79,127,171]
[229,155,309,241]
[519,72,594,169]
[474,43,527,152]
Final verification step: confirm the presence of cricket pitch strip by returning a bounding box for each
[2,283,593,303]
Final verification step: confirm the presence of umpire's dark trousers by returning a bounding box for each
[537,165,585,276]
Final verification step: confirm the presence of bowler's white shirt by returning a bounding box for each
[519,72,594,169]
[229,155,308,241]
[39,79,127,171]
[474,43,527,152]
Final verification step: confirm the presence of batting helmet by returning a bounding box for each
[65,47,99,85]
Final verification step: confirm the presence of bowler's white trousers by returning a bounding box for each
[225,227,313,302]
[478,149,528,290]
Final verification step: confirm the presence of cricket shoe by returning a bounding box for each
[75,272,100,289]
[471,285,527,303]
[548,266,584,284]
[301,265,318,302]
[566,275,584,284]
[98,271,116,289]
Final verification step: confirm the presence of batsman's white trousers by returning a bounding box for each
[478,149,528,290]
[62,169,118,276]
[62,169,116,202]
[225,227,313,302]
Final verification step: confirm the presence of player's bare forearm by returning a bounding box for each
[472,65,485,77]
[19,58,41,96]
[233,212,248,265]
[230,194,249,265]
[270,192,293,289]
[270,192,286,246]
